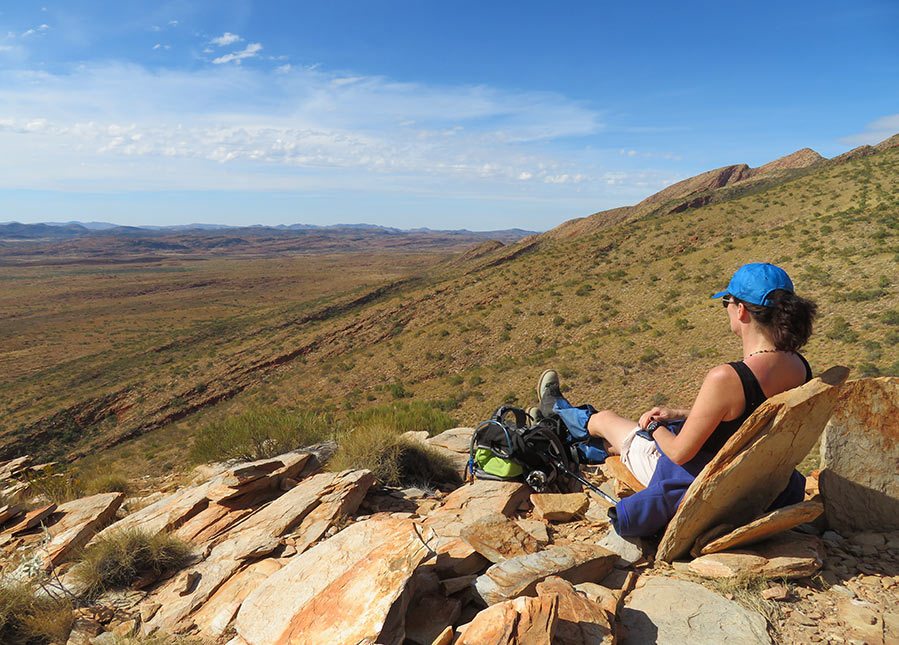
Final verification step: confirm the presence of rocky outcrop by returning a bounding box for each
[657,366,848,561]
[638,164,754,207]
[142,468,374,634]
[234,516,437,645]
[751,147,823,176]
[819,377,899,532]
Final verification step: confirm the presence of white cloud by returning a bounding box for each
[212,42,261,65]
[22,29,35,37]
[168,20,179,26]
[276,64,292,74]
[0,61,622,202]
[839,114,899,147]
[210,32,242,47]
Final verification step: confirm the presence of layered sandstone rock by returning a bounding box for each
[474,543,617,606]
[235,516,438,645]
[143,469,374,635]
[42,492,125,567]
[455,594,558,645]
[819,377,899,532]
[697,499,823,555]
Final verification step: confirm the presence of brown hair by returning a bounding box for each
[733,289,818,352]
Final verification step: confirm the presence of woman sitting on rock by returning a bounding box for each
[539,262,818,535]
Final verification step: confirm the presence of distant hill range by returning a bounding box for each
[0,220,536,260]
[547,132,899,239]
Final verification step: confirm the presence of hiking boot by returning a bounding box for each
[537,369,562,418]
[526,406,543,424]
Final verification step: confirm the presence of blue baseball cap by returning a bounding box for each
[712,263,794,306]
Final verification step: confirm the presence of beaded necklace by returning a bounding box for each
[746,348,778,358]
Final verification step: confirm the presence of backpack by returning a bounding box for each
[467,405,578,493]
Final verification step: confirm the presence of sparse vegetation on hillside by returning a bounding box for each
[1,142,897,477]
[189,407,334,463]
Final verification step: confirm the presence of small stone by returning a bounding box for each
[761,584,789,600]
[530,492,589,522]
[792,610,816,626]
[822,530,845,545]
[850,532,886,548]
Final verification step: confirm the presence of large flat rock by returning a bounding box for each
[819,377,899,532]
[699,499,823,554]
[424,480,530,543]
[235,516,438,645]
[689,531,824,579]
[42,492,125,567]
[474,543,617,606]
[657,366,848,562]
[620,577,771,644]
[459,512,541,564]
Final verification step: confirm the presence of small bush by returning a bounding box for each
[880,309,899,325]
[84,473,131,496]
[190,407,333,463]
[328,423,460,487]
[72,529,195,600]
[25,471,84,505]
[347,401,456,436]
[0,579,73,644]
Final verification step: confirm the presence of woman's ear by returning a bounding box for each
[736,302,753,323]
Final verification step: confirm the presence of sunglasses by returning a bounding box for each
[721,296,737,308]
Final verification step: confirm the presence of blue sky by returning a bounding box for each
[1,1,896,231]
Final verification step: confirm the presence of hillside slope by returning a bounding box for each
[1,136,897,475]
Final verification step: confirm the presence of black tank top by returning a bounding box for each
[701,354,813,455]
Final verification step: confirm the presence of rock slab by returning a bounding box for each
[819,377,899,532]
[456,594,558,645]
[621,577,771,644]
[699,498,823,554]
[474,543,617,606]
[459,512,541,563]
[235,516,438,645]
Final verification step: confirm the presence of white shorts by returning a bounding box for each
[620,426,661,487]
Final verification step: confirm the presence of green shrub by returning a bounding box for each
[72,529,195,600]
[0,579,73,644]
[328,423,460,487]
[84,473,131,496]
[347,401,456,436]
[190,407,333,463]
[880,309,899,325]
[25,471,84,505]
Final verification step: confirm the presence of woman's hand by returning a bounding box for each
[638,407,685,429]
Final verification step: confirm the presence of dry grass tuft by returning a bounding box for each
[71,529,195,600]
[0,579,73,644]
[328,422,460,487]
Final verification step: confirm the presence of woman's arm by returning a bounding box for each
[638,406,692,429]
[650,364,744,465]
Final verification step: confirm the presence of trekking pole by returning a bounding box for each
[548,455,619,505]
